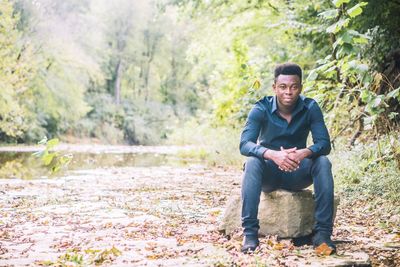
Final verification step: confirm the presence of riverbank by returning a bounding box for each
[0,144,194,154]
[0,157,397,265]
[0,145,398,266]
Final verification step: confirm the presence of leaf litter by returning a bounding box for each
[0,159,398,266]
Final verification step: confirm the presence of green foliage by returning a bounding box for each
[300,0,400,142]
[346,2,368,18]
[332,0,351,7]
[0,0,36,139]
[0,0,202,144]
[332,134,400,203]
[166,0,400,205]
[213,38,264,125]
[71,92,176,145]
[165,0,399,131]
[172,0,324,127]
[0,0,99,142]
[0,157,31,179]
[33,137,72,174]
[353,0,400,71]
[1,0,399,188]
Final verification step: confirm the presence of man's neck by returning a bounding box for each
[277,101,295,115]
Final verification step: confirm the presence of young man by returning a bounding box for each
[239,63,335,253]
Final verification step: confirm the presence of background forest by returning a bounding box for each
[1,0,400,203]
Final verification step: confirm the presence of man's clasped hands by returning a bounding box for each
[263,147,312,172]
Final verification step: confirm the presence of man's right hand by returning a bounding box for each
[263,147,299,172]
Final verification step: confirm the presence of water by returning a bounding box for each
[0,151,192,179]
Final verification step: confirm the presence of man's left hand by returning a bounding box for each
[279,148,312,172]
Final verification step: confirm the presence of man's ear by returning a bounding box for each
[272,82,276,93]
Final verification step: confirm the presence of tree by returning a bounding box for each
[0,0,37,140]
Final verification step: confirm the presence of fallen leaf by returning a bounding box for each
[383,242,400,248]
[315,243,333,256]
[273,243,285,250]
[104,222,113,228]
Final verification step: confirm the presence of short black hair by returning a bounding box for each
[274,63,302,83]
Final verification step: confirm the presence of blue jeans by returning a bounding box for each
[241,156,334,236]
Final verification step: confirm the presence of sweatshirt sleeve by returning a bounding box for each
[307,101,331,157]
[239,105,268,159]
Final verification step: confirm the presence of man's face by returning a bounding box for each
[273,74,302,109]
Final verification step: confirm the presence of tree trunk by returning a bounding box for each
[114,59,122,105]
[144,61,150,102]
[143,29,161,102]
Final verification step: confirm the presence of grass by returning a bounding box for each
[331,134,400,206]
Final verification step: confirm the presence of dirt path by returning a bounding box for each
[0,161,398,266]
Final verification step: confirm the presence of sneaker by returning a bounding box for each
[241,235,259,253]
[312,231,336,253]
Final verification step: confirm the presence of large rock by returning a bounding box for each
[219,189,339,238]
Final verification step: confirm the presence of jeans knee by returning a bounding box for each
[312,156,334,191]
[245,156,264,171]
[314,155,332,169]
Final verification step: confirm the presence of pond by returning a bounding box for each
[0,145,196,179]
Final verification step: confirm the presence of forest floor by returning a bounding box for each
[0,145,399,266]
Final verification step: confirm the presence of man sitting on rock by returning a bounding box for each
[239,63,335,253]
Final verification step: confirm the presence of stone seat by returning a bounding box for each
[218,189,339,238]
